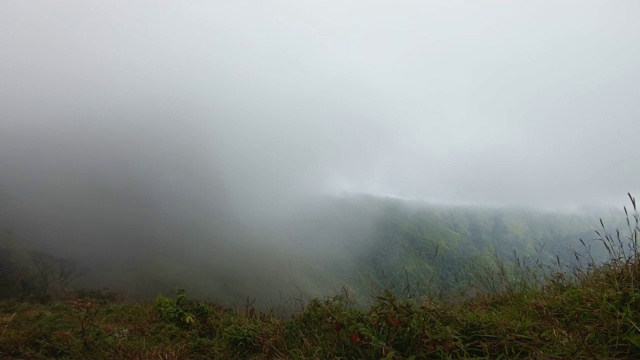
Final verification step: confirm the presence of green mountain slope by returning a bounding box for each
[284,195,607,302]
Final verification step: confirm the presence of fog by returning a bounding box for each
[1,1,639,300]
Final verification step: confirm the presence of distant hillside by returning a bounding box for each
[1,193,615,305]
[280,195,609,302]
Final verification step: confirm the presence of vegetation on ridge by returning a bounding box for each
[1,195,639,358]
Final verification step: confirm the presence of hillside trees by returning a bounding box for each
[0,229,79,301]
[29,250,78,300]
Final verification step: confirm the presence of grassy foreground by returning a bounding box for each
[2,200,640,359]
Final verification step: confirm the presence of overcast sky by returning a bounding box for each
[1,0,640,219]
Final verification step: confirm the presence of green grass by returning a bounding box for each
[2,196,640,359]
[2,255,640,358]
[0,270,638,359]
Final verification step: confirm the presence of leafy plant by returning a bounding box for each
[155,288,209,328]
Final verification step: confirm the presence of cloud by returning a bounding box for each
[1,0,639,228]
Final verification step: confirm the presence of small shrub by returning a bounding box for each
[155,288,209,329]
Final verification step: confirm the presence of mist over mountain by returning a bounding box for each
[1,187,613,305]
[1,1,639,304]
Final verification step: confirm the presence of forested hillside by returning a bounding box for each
[281,195,610,302]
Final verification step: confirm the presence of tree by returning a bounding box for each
[29,250,78,300]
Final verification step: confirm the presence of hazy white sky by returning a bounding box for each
[1,0,640,216]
